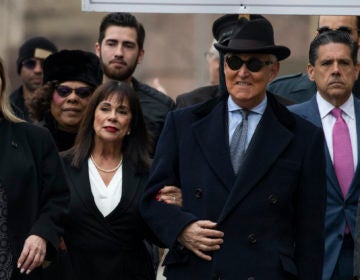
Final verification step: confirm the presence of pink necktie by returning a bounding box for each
[332,108,354,197]
[332,108,354,234]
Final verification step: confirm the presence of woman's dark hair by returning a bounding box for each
[70,80,151,174]
[29,81,55,120]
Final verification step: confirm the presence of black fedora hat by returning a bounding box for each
[212,14,265,45]
[214,17,290,61]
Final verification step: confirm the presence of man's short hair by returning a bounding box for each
[98,12,145,50]
[309,30,358,66]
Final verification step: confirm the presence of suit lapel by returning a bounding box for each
[218,104,293,223]
[192,100,235,191]
[294,97,345,198]
[68,160,105,220]
[294,97,323,128]
[106,159,141,219]
[346,97,360,199]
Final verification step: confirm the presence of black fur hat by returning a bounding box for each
[43,50,103,87]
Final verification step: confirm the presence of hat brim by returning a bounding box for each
[214,43,290,61]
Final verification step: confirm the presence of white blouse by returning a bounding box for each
[88,158,123,217]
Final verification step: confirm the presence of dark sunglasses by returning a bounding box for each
[22,58,44,70]
[55,85,94,98]
[226,56,273,72]
[317,26,354,35]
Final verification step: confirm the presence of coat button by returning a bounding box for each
[247,233,257,244]
[268,194,278,204]
[194,188,203,199]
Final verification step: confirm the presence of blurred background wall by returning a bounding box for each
[0,0,317,100]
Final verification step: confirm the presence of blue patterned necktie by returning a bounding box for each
[230,109,249,173]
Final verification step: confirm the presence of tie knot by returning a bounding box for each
[239,109,249,120]
[331,107,342,119]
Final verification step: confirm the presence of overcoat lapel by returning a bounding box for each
[192,100,235,191]
[218,104,293,223]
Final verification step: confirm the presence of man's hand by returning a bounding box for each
[17,235,46,274]
[178,220,224,261]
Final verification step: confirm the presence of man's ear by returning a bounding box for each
[307,63,316,81]
[95,42,101,58]
[268,61,280,82]
[137,49,145,64]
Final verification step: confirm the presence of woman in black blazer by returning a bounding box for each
[61,81,166,279]
[0,59,69,279]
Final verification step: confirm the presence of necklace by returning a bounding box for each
[90,154,122,173]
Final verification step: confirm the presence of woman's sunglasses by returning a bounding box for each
[226,55,273,72]
[55,85,94,99]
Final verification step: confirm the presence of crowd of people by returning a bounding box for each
[1,10,360,280]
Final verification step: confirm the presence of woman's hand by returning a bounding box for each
[156,185,183,206]
[17,235,46,274]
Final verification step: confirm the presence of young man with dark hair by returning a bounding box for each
[96,12,175,148]
[11,36,57,121]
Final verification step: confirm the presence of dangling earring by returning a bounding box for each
[127,130,131,135]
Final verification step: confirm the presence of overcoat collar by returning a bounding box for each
[192,93,296,222]
[218,99,294,223]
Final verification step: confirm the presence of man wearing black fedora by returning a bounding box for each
[175,14,293,109]
[141,17,326,280]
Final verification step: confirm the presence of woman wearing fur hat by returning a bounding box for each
[31,49,103,152]
[0,58,69,279]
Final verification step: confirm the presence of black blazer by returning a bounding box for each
[62,155,158,280]
[0,118,69,279]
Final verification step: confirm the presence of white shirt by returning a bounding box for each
[316,92,358,168]
[88,158,123,217]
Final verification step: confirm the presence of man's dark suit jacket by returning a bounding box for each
[176,84,294,109]
[289,96,360,280]
[141,93,326,280]
[0,118,69,279]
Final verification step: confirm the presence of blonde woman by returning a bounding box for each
[0,58,69,279]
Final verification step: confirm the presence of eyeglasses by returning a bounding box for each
[225,56,273,72]
[55,85,94,98]
[22,58,44,70]
[317,26,355,35]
